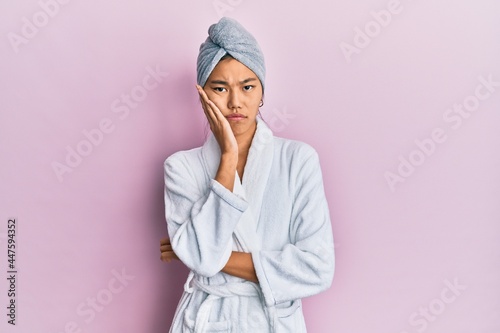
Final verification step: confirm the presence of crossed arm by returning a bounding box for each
[159,153,259,283]
[160,238,257,283]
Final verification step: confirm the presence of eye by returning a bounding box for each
[213,87,226,93]
[243,85,254,91]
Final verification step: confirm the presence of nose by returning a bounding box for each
[227,89,241,110]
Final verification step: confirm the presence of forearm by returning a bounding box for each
[215,153,237,192]
[221,251,258,283]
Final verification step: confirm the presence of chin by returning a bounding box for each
[229,118,256,135]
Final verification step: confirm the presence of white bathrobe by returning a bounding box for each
[164,117,335,333]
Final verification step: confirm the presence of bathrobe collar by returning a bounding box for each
[201,117,274,251]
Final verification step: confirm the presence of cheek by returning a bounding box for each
[202,89,214,100]
[205,90,222,102]
[245,90,261,104]
[248,96,261,108]
[211,96,228,109]
[252,91,263,106]
[204,90,224,104]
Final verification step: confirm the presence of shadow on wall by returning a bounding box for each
[150,262,190,331]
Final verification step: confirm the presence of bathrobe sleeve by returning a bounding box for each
[251,146,335,307]
[164,153,249,277]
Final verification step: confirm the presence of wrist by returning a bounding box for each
[220,152,238,166]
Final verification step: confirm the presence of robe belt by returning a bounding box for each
[184,271,277,332]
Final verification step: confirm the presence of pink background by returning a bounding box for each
[1,1,499,332]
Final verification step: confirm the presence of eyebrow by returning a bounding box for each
[209,78,257,85]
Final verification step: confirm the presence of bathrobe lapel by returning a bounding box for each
[201,118,274,253]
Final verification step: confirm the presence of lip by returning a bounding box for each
[226,113,247,120]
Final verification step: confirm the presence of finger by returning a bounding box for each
[160,252,172,262]
[196,86,216,126]
[160,251,179,262]
[196,84,211,105]
[160,238,171,246]
[160,244,175,255]
[196,85,224,120]
[199,96,215,128]
[160,244,173,252]
[196,85,213,112]
[205,99,224,121]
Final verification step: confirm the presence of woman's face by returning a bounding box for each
[203,57,263,137]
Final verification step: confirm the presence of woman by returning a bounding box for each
[160,17,335,332]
